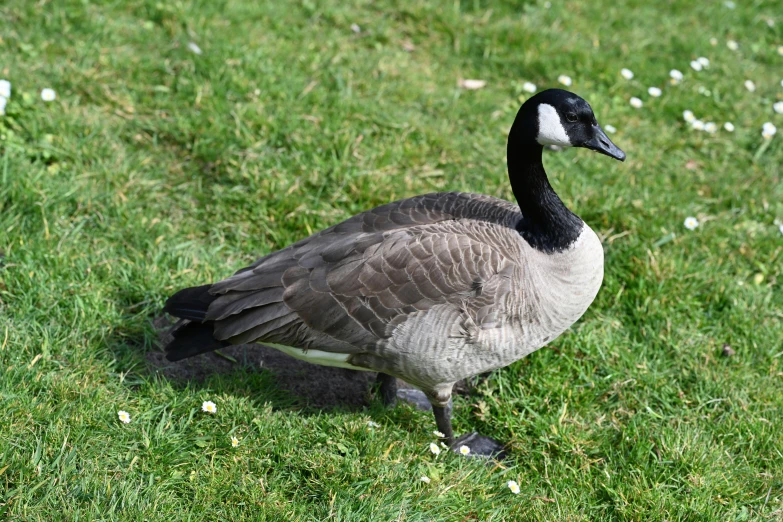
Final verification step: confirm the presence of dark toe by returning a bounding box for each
[453,432,507,459]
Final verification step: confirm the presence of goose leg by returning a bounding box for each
[375,372,398,406]
[430,389,506,459]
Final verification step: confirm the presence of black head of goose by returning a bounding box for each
[162,89,625,457]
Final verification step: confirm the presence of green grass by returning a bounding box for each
[2,0,783,519]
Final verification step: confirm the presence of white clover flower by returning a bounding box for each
[0,79,10,99]
[558,75,572,87]
[647,87,662,97]
[692,120,705,131]
[433,430,445,438]
[187,42,203,55]
[202,400,217,414]
[727,40,739,51]
[41,88,56,102]
[507,480,521,494]
[762,122,777,139]
[522,81,537,93]
[0,96,6,116]
[744,80,756,92]
[459,445,471,456]
[118,410,131,424]
[231,436,240,447]
[629,97,643,108]
[683,110,695,122]
[697,57,710,67]
[690,60,703,72]
[723,122,735,132]
[459,79,486,90]
[429,442,441,455]
[669,69,683,84]
[704,122,718,133]
[420,476,431,483]
[350,23,361,33]
[773,101,783,114]
[684,217,699,230]
[604,124,617,134]
[620,68,634,80]
[367,421,380,428]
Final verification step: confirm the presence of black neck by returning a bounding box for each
[507,140,583,253]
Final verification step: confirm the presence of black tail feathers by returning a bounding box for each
[164,284,217,321]
[165,321,229,362]
[163,284,226,361]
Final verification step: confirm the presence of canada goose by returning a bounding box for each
[163,89,625,456]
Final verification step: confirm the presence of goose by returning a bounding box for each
[163,88,625,456]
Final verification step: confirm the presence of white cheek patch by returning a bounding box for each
[536,103,572,147]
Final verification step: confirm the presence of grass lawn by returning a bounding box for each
[2,0,783,519]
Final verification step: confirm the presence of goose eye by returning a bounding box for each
[566,112,578,123]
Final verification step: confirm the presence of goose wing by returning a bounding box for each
[205,192,522,351]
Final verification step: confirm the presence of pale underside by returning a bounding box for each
[200,192,604,393]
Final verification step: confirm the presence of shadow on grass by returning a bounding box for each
[135,315,380,412]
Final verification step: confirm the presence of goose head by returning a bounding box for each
[512,88,626,161]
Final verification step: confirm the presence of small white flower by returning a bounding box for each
[507,480,521,494]
[350,23,361,33]
[522,81,537,93]
[669,69,684,84]
[0,79,10,99]
[773,101,783,114]
[604,124,617,134]
[202,400,217,414]
[744,80,756,92]
[767,18,775,28]
[433,430,445,438]
[557,75,572,87]
[724,122,735,132]
[41,88,56,102]
[429,442,441,455]
[779,224,783,235]
[762,122,777,139]
[710,37,718,46]
[724,1,735,8]
[440,442,448,449]
[367,421,380,428]
[629,97,643,108]
[684,217,699,230]
[697,57,710,67]
[690,60,703,72]
[704,122,718,133]
[683,110,695,122]
[420,476,431,484]
[778,46,783,57]
[691,119,705,131]
[0,96,6,116]
[231,436,240,447]
[648,87,662,97]
[187,42,202,55]
[459,445,471,456]
[620,68,634,80]
[117,410,131,424]
[459,79,486,90]
[727,40,739,51]
[544,1,552,8]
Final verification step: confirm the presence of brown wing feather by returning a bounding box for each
[204,192,523,352]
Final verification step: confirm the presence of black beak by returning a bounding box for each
[584,125,626,161]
